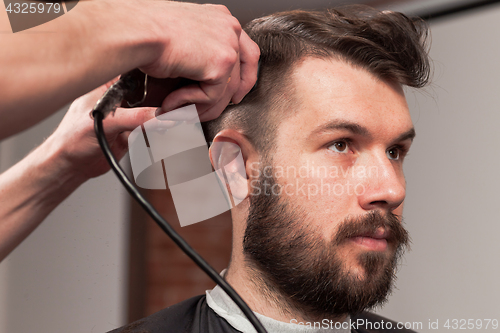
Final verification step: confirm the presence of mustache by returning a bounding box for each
[334,211,410,248]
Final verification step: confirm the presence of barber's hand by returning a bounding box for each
[135,1,260,121]
[45,81,157,180]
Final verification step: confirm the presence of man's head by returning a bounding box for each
[203,6,430,321]
[203,6,429,155]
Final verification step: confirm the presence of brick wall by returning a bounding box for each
[128,189,233,318]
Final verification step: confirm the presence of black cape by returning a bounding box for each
[108,295,416,333]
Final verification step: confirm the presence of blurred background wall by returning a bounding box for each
[1,0,500,332]
[0,105,128,333]
[378,4,500,328]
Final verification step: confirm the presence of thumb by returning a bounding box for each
[103,107,158,134]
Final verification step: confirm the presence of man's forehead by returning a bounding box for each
[289,56,405,106]
[276,56,412,139]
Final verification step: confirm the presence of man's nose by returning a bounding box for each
[356,153,406,212]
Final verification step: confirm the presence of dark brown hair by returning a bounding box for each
[202,6,430,154]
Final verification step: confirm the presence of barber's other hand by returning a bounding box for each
[134,1,260,121]
[45,82,156,181]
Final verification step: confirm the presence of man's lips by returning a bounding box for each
[349,228,390,252]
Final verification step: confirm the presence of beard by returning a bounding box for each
[243,169,410,320]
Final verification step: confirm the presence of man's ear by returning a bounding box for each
[209,129,259,205]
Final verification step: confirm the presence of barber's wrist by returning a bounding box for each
[36,135,89,196]
[67,0,161,80]
[104,0,178,76]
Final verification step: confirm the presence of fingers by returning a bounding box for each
[103,106,157,134]
[184,31,259,119]
[232,31,260,104]
[198,60,241,121]
[160,83,213,114]
[158,59,235,119]
[158,75,235,122]
[159,33,259,121]
[135,2,260,122]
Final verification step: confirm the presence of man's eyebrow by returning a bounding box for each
[308,119,416,143]
[308,120,371,139]
[393,128,416,144]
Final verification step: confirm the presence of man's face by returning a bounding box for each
[243,57,414,318]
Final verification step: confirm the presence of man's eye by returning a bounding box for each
[328,140,350,153]
[387,147,400,160]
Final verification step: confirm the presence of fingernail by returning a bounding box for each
[155,107,163,117]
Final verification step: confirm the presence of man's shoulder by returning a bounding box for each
[107,295,204,333]
[107,296,416,333]
[352,312,417,333]
[107,295,239,333]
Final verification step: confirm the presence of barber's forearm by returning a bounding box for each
[0,136,87,261]
[0,0,160,139]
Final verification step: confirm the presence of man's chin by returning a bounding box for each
[338,241,395,273]
[244,174,407,317]
[356,249,395,276]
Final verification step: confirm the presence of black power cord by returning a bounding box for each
[419,0,500,21]
[92,76,268,333]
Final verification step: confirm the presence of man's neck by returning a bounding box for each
[225,260,348,324]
